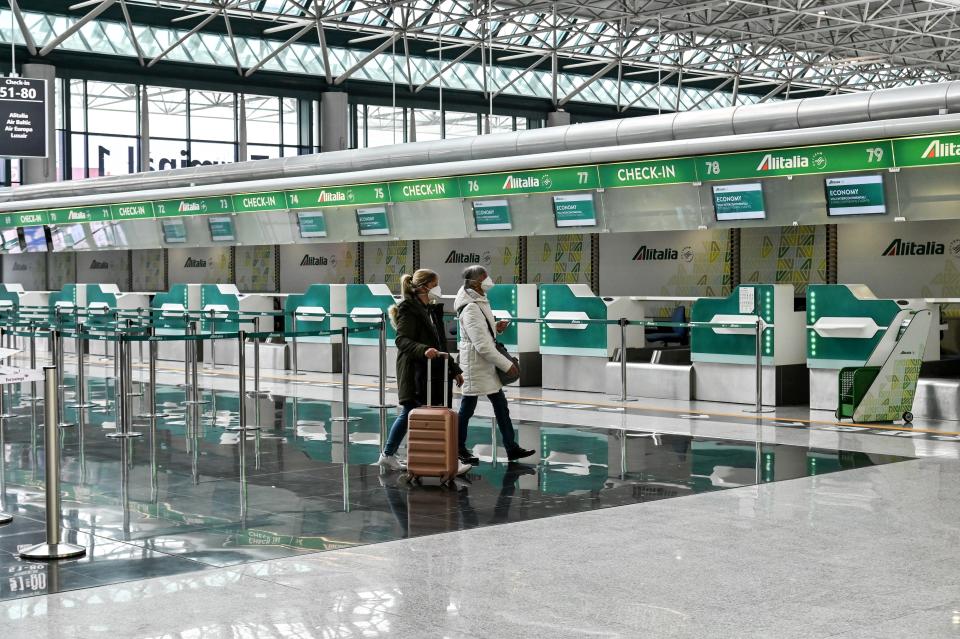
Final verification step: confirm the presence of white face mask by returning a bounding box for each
[480,277,495,292]
[427,285,442,301]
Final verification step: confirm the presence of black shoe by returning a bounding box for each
[507,447,536,461]
[458,449,480,465]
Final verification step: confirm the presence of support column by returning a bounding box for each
[21,64,57,185]
[546,110,571,127]
[139,87,150,173]
[320,92,349,152]
[237,94,248,162]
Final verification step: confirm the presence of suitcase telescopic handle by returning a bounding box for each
[426,352,449,406]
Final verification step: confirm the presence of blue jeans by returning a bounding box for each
[458,390,519,453]
[383,401,422,457]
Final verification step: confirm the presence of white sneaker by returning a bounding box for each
[456,461,471,476]
[378,453,406,471]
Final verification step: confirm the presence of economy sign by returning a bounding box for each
[552,193,597,228]
[598,157,698,188]
[712,183,766,221]
[460,165,598,198]
[356,206,390,236]
[700,140,894,180]
[825,175,886,216]
[472,199,512,231]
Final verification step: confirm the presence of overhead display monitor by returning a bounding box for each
[297,211,328,238]
[161,218,187,244]
[89,221,115,247]
[472,199,512,231]
[824,175,886,216]
[1,229,21,253]
[552,193,597,228]
[208,215,236,242]
[712,183,766,221]
[356,206,390,236]
[51,225,87,251]
[21,226,47,252]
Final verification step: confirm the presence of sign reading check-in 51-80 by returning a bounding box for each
[0,78,47,159]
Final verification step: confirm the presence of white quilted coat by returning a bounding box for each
[455,287,514,397]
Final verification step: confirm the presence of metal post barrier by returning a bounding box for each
[608,317,635,402]
[54,308,68,391]
[0,403,11,524]
[0,366,14,420]
[331,326,359,511]
[139,327,169,419]
[227,331,260,433]
[68,323,92,410]
[209,312,217,370]
[19,366,87,560]
[290,311,305,377]
[107,332,141,440]
[744,318,774,414]
[52,330,74,429]
[252,335,270,397]
[183,322,208,406]
[373,312,395,448]
[124,320,143,398]
[28,321,37,403]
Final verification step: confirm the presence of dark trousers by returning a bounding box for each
[457,390,519,453]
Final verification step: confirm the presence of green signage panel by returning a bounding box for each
[893,133,960,168]
[232,191,288,213]
[154,196,233,218]
[356,206,390,236]
[552,193,597,228]
[712,183,766,221]
[460,165,598,198]
[0,211,48,228]
[296,211,327,238]
[825,175,886,216]
[47,205,111,224]
[472,199,512,231]
[289,183,388,209]
[389,178,460,203]
[598,157,698,188]
[110,202,155,221]
[208,215,236,241]
[700,140,894,180]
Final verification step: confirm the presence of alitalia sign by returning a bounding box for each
[893,134,960,167]
[881,239,946,256]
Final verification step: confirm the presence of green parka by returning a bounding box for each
[393,296,461,406]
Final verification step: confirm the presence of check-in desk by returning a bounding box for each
[152,284,200,362]
[692,284,807,406]
[199,284,276,367]
[806,284,941,413]
[84,284,151,358]
[539,284,644,393]
[284,284,346,373]
[488,285,540,386]
[47,284,85,354]
[0,284,49,354]
[346,284,397,378]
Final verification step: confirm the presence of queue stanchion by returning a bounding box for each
[251,333,270,397]
[68,323,92,410]
[227,331,260,433]
[124,320,142,398]
[744,317,775,414]
[107,331,142,440]
[28,321,38,403]
[373,312,395,448]
[0,400,11,524]
[54,308,67,390]
[139,327,169,419]
[290,311,305,378]
[19,366,87,559]
[330,326,359,512]
[208,311,217,370]
[183,322,208,406]
[607,317,636,403]
[51,330,74,429]
[0,372,14,421]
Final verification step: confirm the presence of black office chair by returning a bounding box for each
[645,305,689,346]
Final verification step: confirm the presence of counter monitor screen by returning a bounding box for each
[51,225,87,251]
[89,221,115,247]
[356,207,390,236]
[712,183,766,221]
[825,175,886,216]
[1,229,21,253]
[161,218,187,244]
[472,199,512,231]
[552,193,597,228]
[22,226,48,253]
[208,215,236,242]
[297,211,328,238]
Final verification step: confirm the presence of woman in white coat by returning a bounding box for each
[454,265,535,465]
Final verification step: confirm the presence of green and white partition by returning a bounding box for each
[151,284,201,361]
[691,284,806,405]
[199,284,274,366]
[0,284,49,354]
[346,283,398,377]
[84,284,150,357]
[487,284,540,385]
[284,284,347,373]
[806,284,939,411]
[539,284,644,393]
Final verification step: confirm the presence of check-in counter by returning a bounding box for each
[807,284,940,411]
[692,284,807,406]
[47,284,85,354]
[199,284,275,367]
[0,284,50,355]
[284,284,347,373]
[346,284,397,377]
[539,284,644,393]
[151,284,201,362]
[84,284,151,358]
[488,284,541,386]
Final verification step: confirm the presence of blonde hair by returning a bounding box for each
[389,268,437,327]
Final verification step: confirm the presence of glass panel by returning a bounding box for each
[70,133,87,179]
[244,94,280,144]
[365,105,403,147]
[443,110,479,139]
[55,78,65,130]
[282,97,298,146]
[412,108,442,142]
[150,138,189,172]
[87,134,138,177]
[190,90,236,143]
[86,81,137,135]
[282,145,300,157]
[69,79,85,132]
[249,144,281,161]
[148,86,187,139]
[190,140,236,166]
[487,114,514,134]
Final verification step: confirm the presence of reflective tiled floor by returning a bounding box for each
[0,366,910,602]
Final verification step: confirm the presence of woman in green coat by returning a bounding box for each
[378,268,467,473]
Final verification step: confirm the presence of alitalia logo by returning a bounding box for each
[300,255,329,266]
[446,250,482,264]
[179,202,203,213]
[184,257,207,268]
[756,153,810,172]
[12,262,26,271]
[317,190,346,203]
[67,211,88,221]
[632,245,694,262]
[501,174,552,190]
[89,260,109,270]
[882,239,944,256]
[922,139,960,159]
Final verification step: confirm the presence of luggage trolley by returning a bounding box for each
[835,309,932,424]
